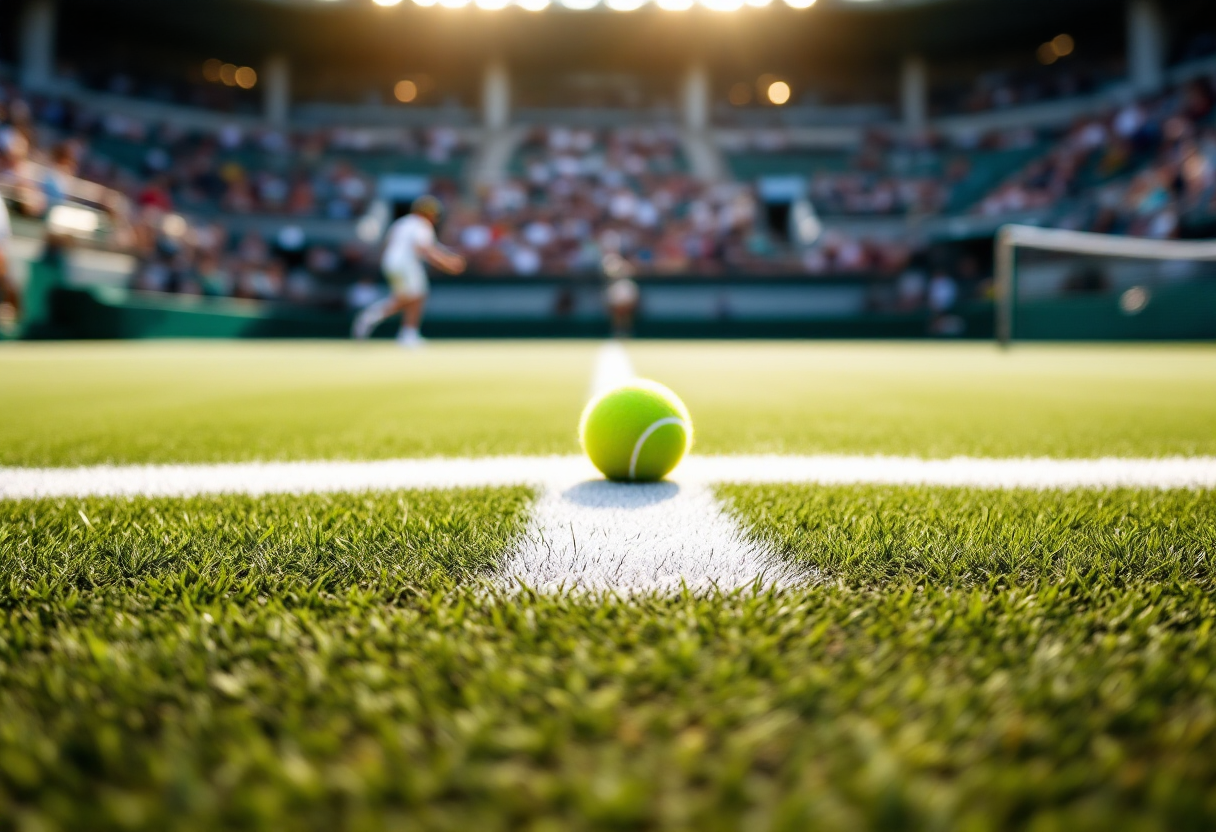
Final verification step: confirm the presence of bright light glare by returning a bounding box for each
[475,0,509,8]
[657,0,693,8]
[517,0,550,9]
[701,0,744,10]
[234,66,257,90]
[412,0,438,6]
[559,0,599,9]
[438,0,470,7]
[767,80,791,105]
[745,0,773,6]
[606,0,644,9]
[47,205,100,235]
[372,0,404,5]
[783,0,816,7]
[395,80,418,102]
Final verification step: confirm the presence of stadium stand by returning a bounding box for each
[974,76,1216,238]
[721,129,1045,215]
[28,93,470,219]
[1,0,1214,339]
[453,126,773,275]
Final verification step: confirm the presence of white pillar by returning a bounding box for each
[19,0,56,91]
[682,63,710,132]
[1127,0,1166,94]
[482,61,510,132]
[901,54,928,134]
[264,55,291,126]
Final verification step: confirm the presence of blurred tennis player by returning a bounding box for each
[352,195,465,348]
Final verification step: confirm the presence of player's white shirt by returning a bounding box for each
[381,214,435,296]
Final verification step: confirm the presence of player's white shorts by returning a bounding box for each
[606,277,639,307]
[384,265,428,299]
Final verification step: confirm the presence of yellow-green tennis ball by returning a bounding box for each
[579,379,693,482]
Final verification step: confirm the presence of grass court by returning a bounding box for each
[1,341,1214,831]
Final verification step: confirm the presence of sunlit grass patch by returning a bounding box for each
[633,342,1216,458]
[0,487,533,601]
[0,342,592,466]
[0,582,1213,830]
[6,342,1216,466]
[718,483,1216,586]
[0,485,1214,829]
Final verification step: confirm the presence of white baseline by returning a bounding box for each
[3,455,1216,501]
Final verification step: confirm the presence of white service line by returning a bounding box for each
[5,455,1216,501]
[0,456,585,500]
[588,340,635,398]
[679,454,1216,491]
[501,477,800,593]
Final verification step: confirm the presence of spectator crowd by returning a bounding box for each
[29,92,468,220]
[441,127,778,276]
[976,76,1216,239]
[0,82,383,309]
[2,67,1215,317]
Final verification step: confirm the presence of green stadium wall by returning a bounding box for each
[17,263,1216,341]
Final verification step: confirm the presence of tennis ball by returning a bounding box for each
[579,379,693,482]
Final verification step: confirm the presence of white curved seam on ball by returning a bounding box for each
[628,418,688,480]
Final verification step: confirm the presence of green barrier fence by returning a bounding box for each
[13,258,1214,341]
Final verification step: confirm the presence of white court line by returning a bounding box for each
[588,340,635,399]
[501,477,800,593]
[4,455,1216,500]
[4,455,1214,593]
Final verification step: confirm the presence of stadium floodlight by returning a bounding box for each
[657,0,694,9]
[234,67,258,90]
[394,80,418,102]
[994,224,1216,346]
[767,80,790,104]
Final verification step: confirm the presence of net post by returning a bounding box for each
[995,224,1017,348]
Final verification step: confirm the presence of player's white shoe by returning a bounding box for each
[397,328,425,349]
